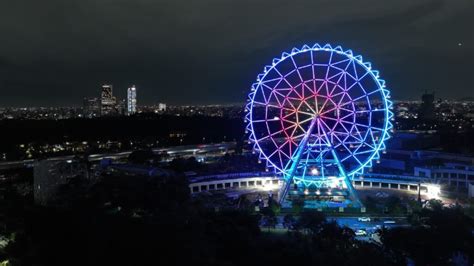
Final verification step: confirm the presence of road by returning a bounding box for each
[0,142,236,170]
[328,216,409,241]
[262,215,409,242]
[329,216,409,230]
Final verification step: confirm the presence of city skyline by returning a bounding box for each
[0,0,472,107]
[1,1,473,265]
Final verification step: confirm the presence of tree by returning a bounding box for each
[283,214,295,230]
[295,211,326,235]
[128,149,155,164]
[263,215,278,230]
[319,221,355,241]
[364,196,377,211]
[426,199,443,211]
[385,195,403,213]
[380,207,474,265]
[268,197,281,216]
[291,196,305,214]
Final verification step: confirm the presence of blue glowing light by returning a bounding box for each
[245,43,393,189]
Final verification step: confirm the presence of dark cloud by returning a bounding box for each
[0,0,472,106]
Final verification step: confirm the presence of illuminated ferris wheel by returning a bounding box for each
[245,43,393,204]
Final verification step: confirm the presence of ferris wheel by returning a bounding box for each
[245,43,393,204]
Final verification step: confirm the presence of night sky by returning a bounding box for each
[0,0,472,107]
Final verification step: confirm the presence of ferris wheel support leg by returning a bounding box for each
[329,148,363,207]
[318,120,362,208]
[278,118,318,205]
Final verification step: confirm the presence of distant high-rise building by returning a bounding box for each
[117,99,127,116]
[158,103,167,112]
[419,91,435,120]
[101,84,113,99]
[127,85,137,115]
[83,97,100,118]
[100,84,117,116]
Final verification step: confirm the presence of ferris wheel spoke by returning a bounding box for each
[298,116,316,126]
[337,142,355,161]
[351,125,365,142]
[289,85,304,100]
[253,101,292,113]
[318,106,337,117]
[290,55,305,84]
[330,58,351,72]
[296,122,310,134]
[315,80,326,94]
[354,148,377,156]
[288,121,301,138]
[337,91,353,107]
[349,122,384,132]
[261,77,284,88]
[279,148,291,161]
[283,97,299,111]
[272,66,286,79]
[340,122,367,142]
[273,90,291,104]
[325,51,334,80]
[347,125,365,143]
[250,119,274,123]
[255,127,289,143]
[352,153,364,167]
[291,133,306,142]
[327,71,343,83]
[331,132,346,147]
[266,148,282,163]
[356,70,370,83]
[367,128,382,146]
[278,73,295,89]
[340,111,356,121]
[281,111,296,121]
[356,108,387,114]
[328,74,345,97]
[301,99,317,115]
[294,109,316,117]
[337,120,352,135]
[330,90,345,99]
[318,96,332,115]
[251,100,277,108]
[341,82,367,105]
[262,83,284,100]
[317,118,336,139]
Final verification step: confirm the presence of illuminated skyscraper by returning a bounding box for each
[101,84,113,99]
[158,103,166,112]
[100,84,117,116]
[127,85,137,115]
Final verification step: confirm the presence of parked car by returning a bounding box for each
[355,229,367,236]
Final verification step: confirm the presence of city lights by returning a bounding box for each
[424,184,441,200]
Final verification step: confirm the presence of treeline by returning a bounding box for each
[0,114,244,144]
[0,114,245,160]
[1,170,473,265]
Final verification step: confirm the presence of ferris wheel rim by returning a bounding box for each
[245,43,394,178]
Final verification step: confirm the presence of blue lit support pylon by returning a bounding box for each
[278,116,362,207]
[278,117,318,204]
[319,119,362,207]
